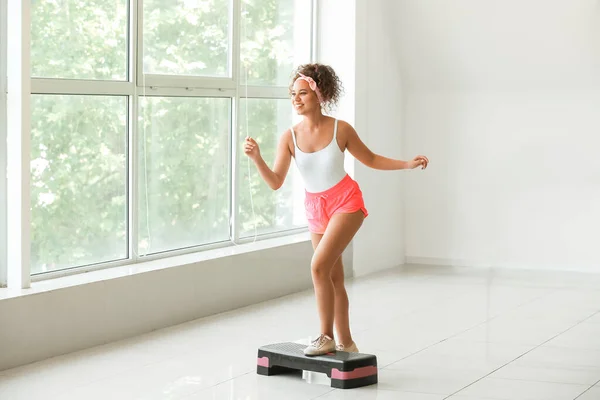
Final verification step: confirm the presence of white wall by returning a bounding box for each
[394,0,600,91]
[0,0,8,286]
[352,0,406,276]
[316,0,358,277]
[317,0,407,277]
[316,0,356,128]
[316,0,356,200]
[398,0,600,272]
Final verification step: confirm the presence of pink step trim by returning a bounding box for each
[331,365,377,380]
[257,356,270,367]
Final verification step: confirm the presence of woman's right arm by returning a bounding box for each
[244,129,293,190]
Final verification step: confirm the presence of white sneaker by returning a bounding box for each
[335,341,359,353]
[304,334,336,356]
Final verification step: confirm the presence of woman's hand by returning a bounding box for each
[408,155,429,170]
[244,137,261,162]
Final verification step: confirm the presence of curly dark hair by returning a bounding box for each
[289,63,344,112]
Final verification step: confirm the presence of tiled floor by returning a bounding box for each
[1,264,600,400]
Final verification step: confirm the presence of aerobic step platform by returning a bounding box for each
[256,342,377,389]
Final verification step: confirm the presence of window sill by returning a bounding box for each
[0,231,311,301]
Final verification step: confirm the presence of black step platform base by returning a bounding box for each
[256,342,377,389]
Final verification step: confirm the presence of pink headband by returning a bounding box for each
[295,73,324,104]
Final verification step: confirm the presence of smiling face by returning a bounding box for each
[291,79,320,115]
[289,63,343,114]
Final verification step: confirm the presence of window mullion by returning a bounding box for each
[311,0,318,62]
[129,0,139,262]
[230,0,242,243]
[133,87,235,98]
[6,0,31,289]
[31,78,134,96]
[231,0,240,85]
[135,0,144,88]
[139,75,235,91]
[0,0,7,286]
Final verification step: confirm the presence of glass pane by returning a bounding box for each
[30,95,128,274]
[143,0,230,77]
[238,98,305,237]
[241,0,312,87]
[138,97,230,255]
[31,0,128,80]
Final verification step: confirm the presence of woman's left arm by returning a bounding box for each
[342,121,429,170]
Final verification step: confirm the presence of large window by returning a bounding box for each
[24,0,314,278]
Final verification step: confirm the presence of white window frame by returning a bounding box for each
[20,0,316,282]
[6,0,31,288]
[0,0,7,287]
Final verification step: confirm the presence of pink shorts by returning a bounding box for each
[304,174,369,234]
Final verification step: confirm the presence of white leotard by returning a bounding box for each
[291,119,347,193]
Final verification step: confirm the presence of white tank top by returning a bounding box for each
[291,119,347,193]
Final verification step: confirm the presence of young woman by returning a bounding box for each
[244,63,428,356]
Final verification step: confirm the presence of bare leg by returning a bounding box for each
[310,235,353,345]
[330,257,353,346]
[310,211,364,340]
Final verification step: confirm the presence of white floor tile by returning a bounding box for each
[56,348,257,400]
[515,290,600,319]
[388,338,533,372]
[0,340,181,400]
[490,364,600,385]
[544,322,600,350]
[376,366,490,396]
[365,347,420,369]
[455,377,589,400]
[447,397,502,400]
[452,316,574,346]
[317,387,445,400]
[515,346,600,369]
[585,313,600,324]
[575,386,600,400]
[507,304,599,324]
[182,371,334,400]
